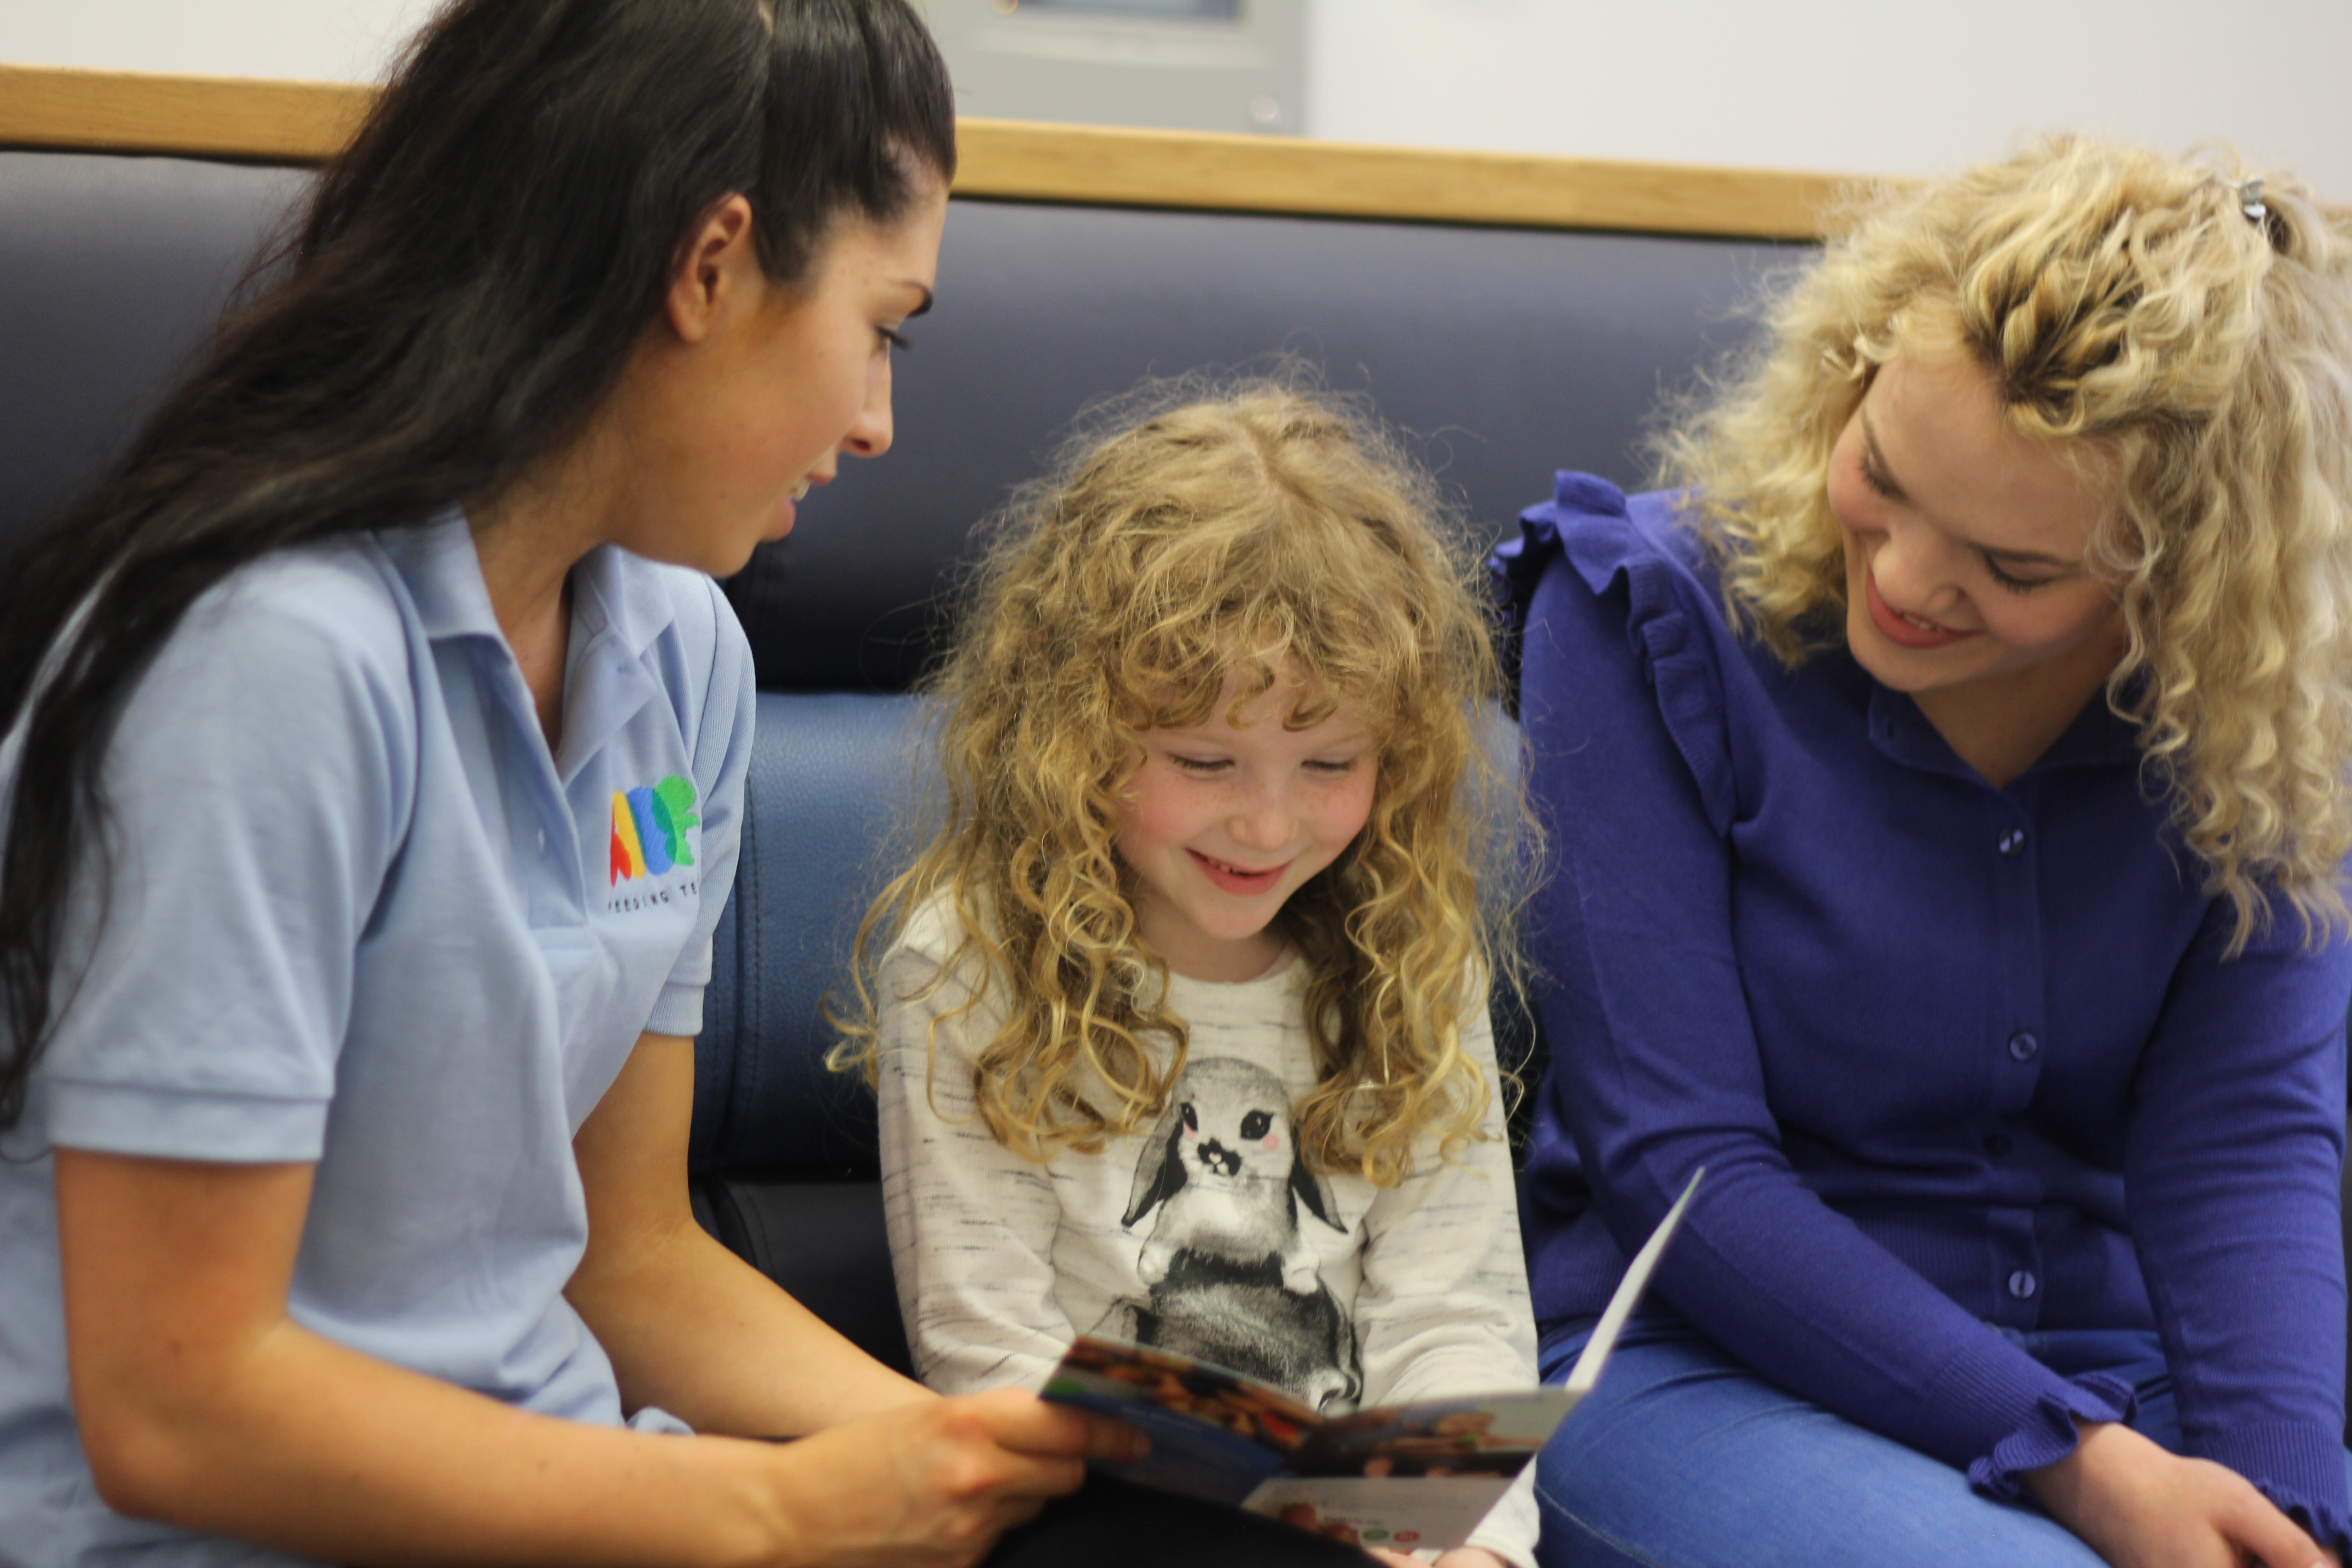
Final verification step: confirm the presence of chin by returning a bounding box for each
[1194,911,1279,943]
[613,530,742,579]
[676,537,762,580]
[1857,660,1942,695]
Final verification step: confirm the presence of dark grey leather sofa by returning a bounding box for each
[0,145,1791,1377]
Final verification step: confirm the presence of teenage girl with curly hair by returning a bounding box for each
[1503,138,2352,1568]
[841,381,1542,1568]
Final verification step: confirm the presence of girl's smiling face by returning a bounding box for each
[1113,669,1378,984]
[1828,349,2121,700]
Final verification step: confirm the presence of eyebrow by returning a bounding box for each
[1858,407,2078,569]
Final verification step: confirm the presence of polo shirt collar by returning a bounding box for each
[383,510,504,645]
[567,541,676,664]
[377,516,680,662]
[555,545,678,785]
[378,515,685,786]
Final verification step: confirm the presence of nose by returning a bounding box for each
[841,358,896,461]
[1869,514,1966,616]
[1225,779,1296,853]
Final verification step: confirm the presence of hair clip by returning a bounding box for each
[2239,176,2267,226]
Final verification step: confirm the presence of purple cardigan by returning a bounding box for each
[1501,473,2350,1542]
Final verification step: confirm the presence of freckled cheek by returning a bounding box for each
[1139,808,1204,858]
[1314,780,1377,856]
[1116,778,1208,858]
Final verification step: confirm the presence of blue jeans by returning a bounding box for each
[1532,1315,2352,1568]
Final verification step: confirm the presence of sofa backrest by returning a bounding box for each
[0,152,309,554]
[2,147,1796,667]
[732,197,1794,689]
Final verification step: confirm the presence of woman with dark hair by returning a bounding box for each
[0,2,1159,1563]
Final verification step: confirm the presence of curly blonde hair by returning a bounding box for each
[833,379,1520,1184]
[1661,137,2352,947]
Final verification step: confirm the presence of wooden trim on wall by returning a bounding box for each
[0,63,1856,240]
[0,65,372,166]
[955,119,1850,240]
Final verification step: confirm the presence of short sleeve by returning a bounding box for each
[644,575,756,1038]
[40,559,416,1162]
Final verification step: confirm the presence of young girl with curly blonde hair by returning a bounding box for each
[840,382,1541,1568]
[1505,138,2352,1568]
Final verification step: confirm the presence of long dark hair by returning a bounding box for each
[0,0,956,1128]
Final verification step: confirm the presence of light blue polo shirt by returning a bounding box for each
[0,514,754,1566]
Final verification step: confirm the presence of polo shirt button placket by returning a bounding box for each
[1998,828,2028,857]
[2008,1269,2038,1301]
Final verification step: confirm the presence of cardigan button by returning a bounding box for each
[2008,1270,2038,1300]
[1998,828,2029,856]
[2008,1031,2040,1063]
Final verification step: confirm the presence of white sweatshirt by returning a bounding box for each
[875,899,1542,1567]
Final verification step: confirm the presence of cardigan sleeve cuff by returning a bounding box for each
[2199,1423,2352,1558]
[1963,1373,2137,1502]
[2258,1482,2352,1563]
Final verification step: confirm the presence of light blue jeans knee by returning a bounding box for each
[1530,1314,2352,1568]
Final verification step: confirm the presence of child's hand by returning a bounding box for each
[767,1387,1144,1568]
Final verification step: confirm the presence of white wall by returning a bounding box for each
[0,0,439,83]
[1307,0,2352,199]
[7,0,2349,199]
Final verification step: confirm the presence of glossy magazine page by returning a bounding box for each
[1039,1171,1705,1549]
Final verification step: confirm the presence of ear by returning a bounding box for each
[661,194,761,346]
[1122,1099,1189,1227]
[1289,1152,1344,1233]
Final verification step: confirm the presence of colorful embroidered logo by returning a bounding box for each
[610,776,698,885]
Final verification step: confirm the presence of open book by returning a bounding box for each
[1039,1170,1702,1553]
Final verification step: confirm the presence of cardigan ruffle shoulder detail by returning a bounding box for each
[1962,1372,2136,1502]
[1494,471,1735,834]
